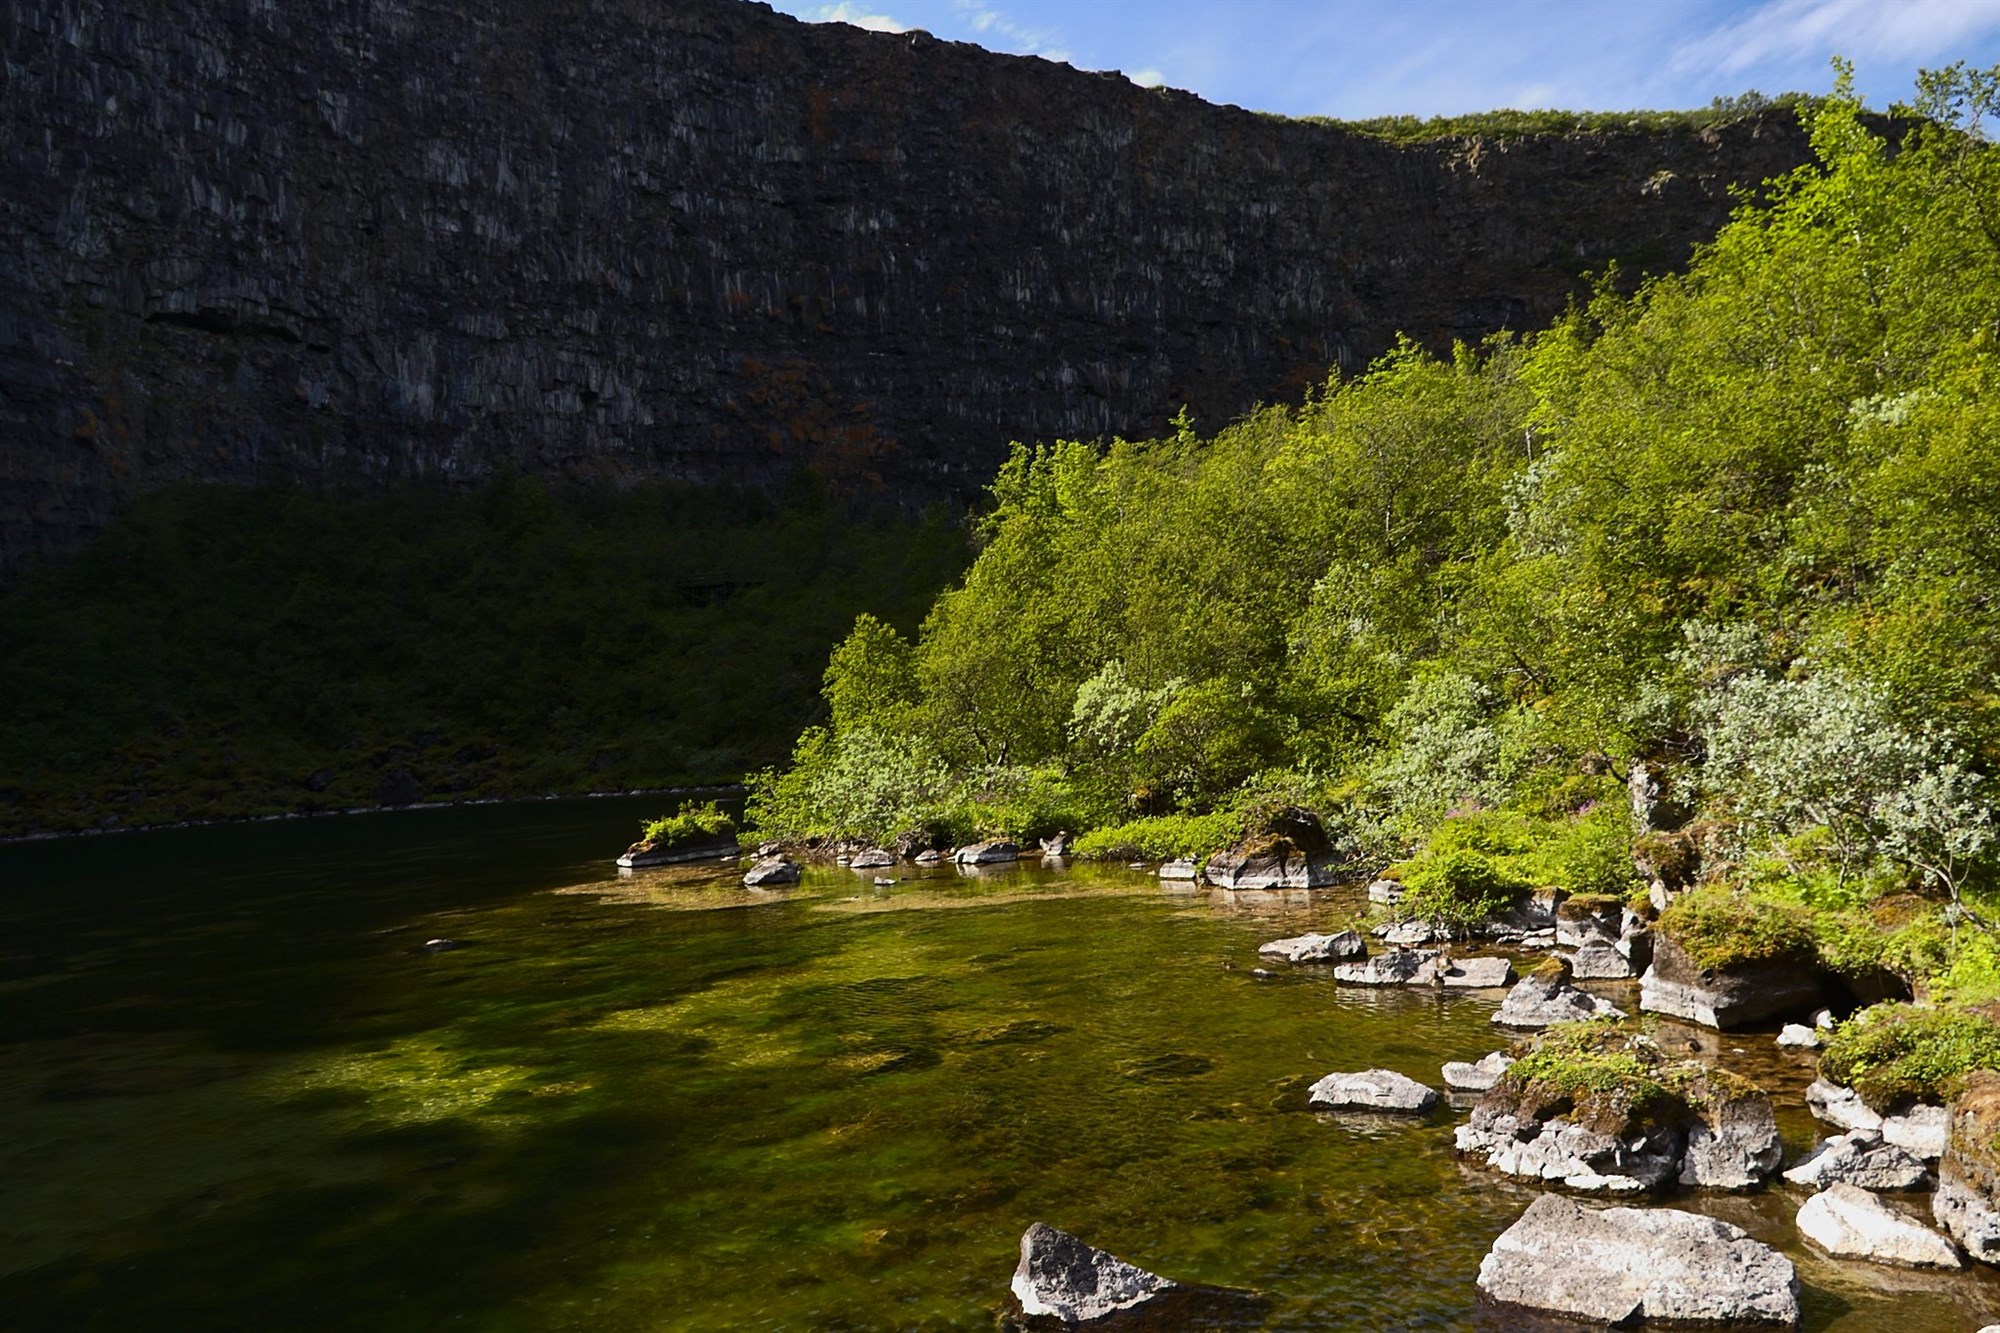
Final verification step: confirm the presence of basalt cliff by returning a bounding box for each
[3,0,1824,574]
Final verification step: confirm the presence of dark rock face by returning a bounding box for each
[2,0,1825,575]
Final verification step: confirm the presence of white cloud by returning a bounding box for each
[1127,67,1167,88]
[806,1,910,34]
[1670,0,2000,78]
[947,2,1067,58]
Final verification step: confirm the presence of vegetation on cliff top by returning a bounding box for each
[752,66,2000,998]
[1309,91,1813,144]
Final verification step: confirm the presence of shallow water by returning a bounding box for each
[4,800,1999,1330]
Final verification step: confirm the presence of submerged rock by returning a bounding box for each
[1257,930,1366,964]
[1307,1068,1439,1114]
[1010,1222,1175,1323]
[956,840,1020,865]
[1333,948,1436,986]
[742,857,802,888]
[1442,1051,1514,1093]
[1476,1193,1799,1327]
[1784,1130,1929,1192]
[1491,961,1624,1029]
[1797,1184,1962,1268]
[1638,929,1822,1030]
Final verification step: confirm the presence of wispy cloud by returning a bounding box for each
[1671,0,2000,78]
[804,2,910,34]
[948,0,1071,62]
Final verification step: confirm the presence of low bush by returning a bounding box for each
[639,801,738,847]
[1820,1002,2000,1108]
[1399,847,1524,932]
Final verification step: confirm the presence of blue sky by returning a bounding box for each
[767,0,2000,119]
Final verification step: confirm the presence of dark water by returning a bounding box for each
[4,800,1999,1330]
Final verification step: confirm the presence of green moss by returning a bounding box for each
[1821,1003,2000,1109]
[639,801,738,848]
[1658,886,1816,971]
[1503,1020,1670,1111]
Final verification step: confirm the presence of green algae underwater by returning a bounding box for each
[4,799,1999,1331]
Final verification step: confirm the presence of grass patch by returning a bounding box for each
[1071,809,1247,861]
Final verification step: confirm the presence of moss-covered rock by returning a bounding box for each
[619,801,741,867]
[1640,890,1823,1029]
[1933,1070,2000,1264]
[1455,1021,1780,1192]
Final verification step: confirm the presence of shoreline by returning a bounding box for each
[0,783,748,847]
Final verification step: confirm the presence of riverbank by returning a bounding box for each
[0,783,745,847]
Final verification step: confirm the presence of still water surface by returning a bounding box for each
[4,799,1999,1330]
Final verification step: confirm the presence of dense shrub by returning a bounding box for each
[1399,848,1524,932]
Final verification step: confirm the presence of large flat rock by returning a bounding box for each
[1477,1193,1799,1326]
[1797,1184,1961,1268]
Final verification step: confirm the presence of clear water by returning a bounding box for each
[3,799,1998,1330]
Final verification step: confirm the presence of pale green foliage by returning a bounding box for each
[745,726,963,845]
[1877,764,1996,902]
[823,614,919,734]
[1372,670,1511,830]
[1694,665,1993,893]
[1069,661,1182,757]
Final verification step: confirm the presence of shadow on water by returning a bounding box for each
[3,805,2000,1330]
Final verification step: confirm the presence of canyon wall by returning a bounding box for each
[1,0,1822,573]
